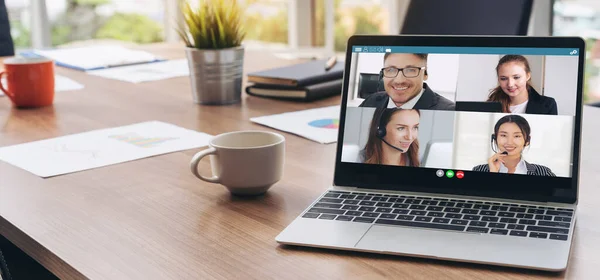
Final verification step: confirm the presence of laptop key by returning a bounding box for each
[488,223,506,229]
[345,211,363,216]
[500,218,518,223]
[324,193,340,198]
[359,206,376,212]
[509,230,528,237]
[445,213,462,219]
[461,209,479,214]
[438,202,455,207]
[481,216,499,222]
[380,214,397,219]
[387,198,403,203]
[354,217,376,223]
[375,208,393,213]
[451,220,469,225]
[535,215,553,220]
[444,207,461,213]
[392,203,410,209]
[549,234,569,241]
[554,217,572,222]
[529,232,548,239]
[557,208,574,212]
[473,204,490,210]
[427,212,445,217]
[527,208,545,214]
[426,206,444,211]
[392,209,410,215]
[518,219,536,225]
[463,215,480,221]
[396,215,415,221]
[339,194,356,199]
[375,219,466,231]
[410,210,427,216]
[371,197,388,202]
[354,195,367,200]
[320,198,344,204]
[526,226,569,234]
[404,199,422,204]
[329,191,350,194]
[302,213,320,218]
[409,205,427,210]
[319,214,337,220]
[362,212,380,218]
[490,229,509,235]
[506,224,525,230]
[498,212,516,217]
[546,210,573,217]
[455,203,473,208]
[421,200,438,206]
[308,208,346,215]
[509,207,526,213]
[479,210,497,216]
[335,215,354,221]
[432,218,450,224]
[491,206,509,211]
[342,199,360,205]
[469,221,487,227]
[466,227,489,233]
[537,221,571,228]
[414,217,433,222]
[376,202,393,207]
[342,205,359,211]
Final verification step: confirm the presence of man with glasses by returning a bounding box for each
[359,53,454,110]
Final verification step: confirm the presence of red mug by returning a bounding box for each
[0,57,55,108]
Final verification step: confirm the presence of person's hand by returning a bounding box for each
[487,152,507,173]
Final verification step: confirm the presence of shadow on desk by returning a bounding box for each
[0,235,58,280]
[277,244,564,276]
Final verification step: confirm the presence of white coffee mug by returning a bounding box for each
[190,130,285,195]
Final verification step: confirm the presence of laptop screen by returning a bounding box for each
[336,36,584,204]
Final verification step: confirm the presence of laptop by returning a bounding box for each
[276,35,585,271]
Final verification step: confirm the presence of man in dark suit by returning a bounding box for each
[359,53,454,110]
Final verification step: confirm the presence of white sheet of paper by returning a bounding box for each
[34,46,160,70]
[0,75,84,97]
[87,59,189,83]
[0,121,211,178]
[250,106,340,144]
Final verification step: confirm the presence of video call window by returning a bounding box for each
[341,46,580,180]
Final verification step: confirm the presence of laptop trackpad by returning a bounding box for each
[355,225,570,269]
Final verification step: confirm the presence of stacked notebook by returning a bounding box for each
[245,58,344,101]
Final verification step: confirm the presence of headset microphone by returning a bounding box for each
[376,109,405,153]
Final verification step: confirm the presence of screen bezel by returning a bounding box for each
[334,35,585,204]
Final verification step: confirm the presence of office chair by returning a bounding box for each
[358,73,381,99]
[0,0,14,56]
[401,0,533,35]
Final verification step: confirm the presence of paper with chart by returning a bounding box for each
[0,75,84,97]
[250,106,340,144]
[0,121,211,178]
[87,59,189,83]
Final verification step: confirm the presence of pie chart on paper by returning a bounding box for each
[308,118,339,129]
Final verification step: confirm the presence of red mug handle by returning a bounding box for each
[0,71,15,102]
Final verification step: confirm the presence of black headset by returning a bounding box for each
[375,108,404,152]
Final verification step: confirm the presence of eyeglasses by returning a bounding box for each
[380,66,426,78]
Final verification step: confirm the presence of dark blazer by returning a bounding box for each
[0,0,14,57]
[525,87,557,115]
[472,161,556,176]
[358,83,455,110]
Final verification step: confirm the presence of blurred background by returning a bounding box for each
[5,0,600,103]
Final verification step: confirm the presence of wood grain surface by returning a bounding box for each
[1,43,599,279]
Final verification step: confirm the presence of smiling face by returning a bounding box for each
[497,61,531,100]
[382,54,427,106]
[496,122,529,156]
[383,109,420,153]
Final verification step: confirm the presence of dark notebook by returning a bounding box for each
[246,79,342,102]
[247,59,344,87]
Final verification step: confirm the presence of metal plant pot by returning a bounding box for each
[185,46,244,105]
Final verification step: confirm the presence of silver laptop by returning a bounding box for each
[276,35,584,271]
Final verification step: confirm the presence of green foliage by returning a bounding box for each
[334,6,381,52]
[75,0,110,4]
[10,21,31,48]
[178,0,245,49]
[96,13,164,44]
[244,9,287,43]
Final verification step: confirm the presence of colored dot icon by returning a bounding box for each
[436,169,444,177]
[456,171,465,179]
[445,170,454,178]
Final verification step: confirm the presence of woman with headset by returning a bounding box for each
[360,107,420,166]
[472,115,555,176]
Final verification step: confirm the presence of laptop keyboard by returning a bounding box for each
[302,190,573,241]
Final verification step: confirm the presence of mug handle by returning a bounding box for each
[0,71,15,102]
[190,147,220,183]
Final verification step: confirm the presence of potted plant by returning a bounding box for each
[177,0,245,105]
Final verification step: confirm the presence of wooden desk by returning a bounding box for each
[1,44,600,279]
